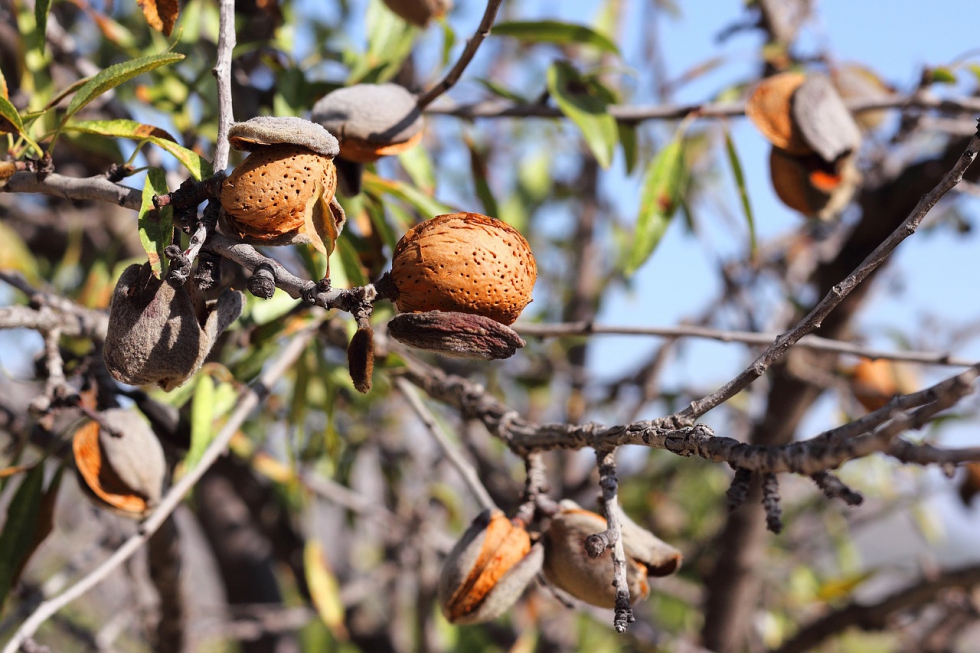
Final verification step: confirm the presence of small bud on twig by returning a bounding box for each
[761,473,783,534]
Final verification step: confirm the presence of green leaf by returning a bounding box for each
[67,119,212,179]
[547,62,618,168]
[618,121,638,175]
[138,168,173,278]
[61,53,185,127]
[465,136,499,217]
[34,0,52,54]
[0,464,46,612]
[336,236,369,287]
[397,145,436,194]
[968,63,980,84]
[0,95,42,156]
[625,132,687,276]
[723,128,756,259]
[185,374,216,472]
[930,66,957,84]
[363,172,455,219]
[493,20,619,55]
[476,78,529,104]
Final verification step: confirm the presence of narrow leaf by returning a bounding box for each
[930,66,957,84]
[626,133,687,275]
[723,129,756,258]
[618,121,638,175]
[68,119,212,179]
[185,374,216,472]
[547,62,617,168]
[35,0,52,54]
[138,168,173,278]
[0,96,42,155]
[304,541,348,641]
[0,464,46,611]
[493,20,620,55]
[465,135,499,217]
[362,172,454,219]
[62,53,185,125]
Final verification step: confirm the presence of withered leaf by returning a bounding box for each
[136,0,179,36]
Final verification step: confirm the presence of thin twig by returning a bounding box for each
[1,325,318,653]
[515,322,978,368]
[587,448,634,633]
[416,0,505,109]
[674,132,980,425]
[394,377,496,511]
[211,0,236,173]
[424,93,980,122]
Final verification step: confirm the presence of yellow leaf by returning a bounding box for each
[304,541,348,641]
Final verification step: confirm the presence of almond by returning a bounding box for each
[438,509,544,624]
[746,72,810,155]
[541,500,682,609]
[104,263,244,391]
[72,409,166,518]
[389,213,536,325]
[849,358,917,412]
[769,146,859,220]
[311,83,424,164]
[219,117,346,257]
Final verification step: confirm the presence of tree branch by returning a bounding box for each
[3,173,141,209]
[416,0,504,109]
[515,322,978,367]
[211,0,236,173]
[397,351,980,472]
[424,94,980,122]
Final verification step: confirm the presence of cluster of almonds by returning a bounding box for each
[745,72,863,220]
[104,84,536,397]
[438,502,681,624]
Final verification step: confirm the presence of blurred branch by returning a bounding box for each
[1,323,319,653]
[515,322,978,367]
[425,94,980,122]
[773,564,980,653]
[416,0,504,109]
[395,377,496,511]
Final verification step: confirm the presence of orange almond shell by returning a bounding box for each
[850,358,915,412]
[443,512,532,620]
[72,421,150,515]
[339,130,424,164]
[746,72,812,155]
[220,144,339,255]
[390,213,536,325]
